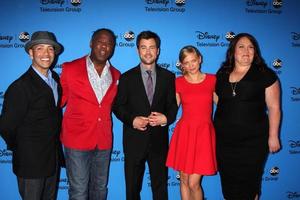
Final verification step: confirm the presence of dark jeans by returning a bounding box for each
[64,147,111,200]
[17,171,59,200]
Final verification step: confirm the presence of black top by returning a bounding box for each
[213,65,277,199]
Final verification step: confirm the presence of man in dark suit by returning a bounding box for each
[113,30,178,200]
[0,31,63,200]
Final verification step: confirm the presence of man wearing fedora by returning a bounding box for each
[0,31,64,200]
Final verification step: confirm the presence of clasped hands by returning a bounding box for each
[133,112,167,131]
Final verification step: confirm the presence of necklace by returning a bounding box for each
[230,82,238,97]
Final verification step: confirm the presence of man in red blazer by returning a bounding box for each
[60,28,120,200]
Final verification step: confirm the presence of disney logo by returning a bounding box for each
[145,0,169,7]
[0,35,13,43]
[54,64,62,69]
[246,0,268,8]
[290,87,300,95]
[0,149,13,157]
[291,32,300,41]
[40,0,65,7]
[112,150,121,157]
[158,63,170,69]
[196,31,220,42]
[289,140,300,148]
[287,191,300,199]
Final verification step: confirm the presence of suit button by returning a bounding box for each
[98,118,101,122]
[99,105,101,108]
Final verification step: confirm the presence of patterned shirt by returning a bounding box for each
[86,56,112,104]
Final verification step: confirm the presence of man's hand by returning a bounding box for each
[148,112,167,127]
[133,116,149,131]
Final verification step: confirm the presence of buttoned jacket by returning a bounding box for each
[60,56,120,150]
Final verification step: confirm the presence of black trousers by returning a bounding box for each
[17,169,59,200]
[124,148,168,200]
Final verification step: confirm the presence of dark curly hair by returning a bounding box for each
[218,33,267,74]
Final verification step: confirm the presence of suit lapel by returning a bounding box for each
[134,66,151,107]
[51,70,62,108]
[28,67,56,106]
[100,66,117,104]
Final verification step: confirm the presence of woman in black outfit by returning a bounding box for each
[214,33,281,200]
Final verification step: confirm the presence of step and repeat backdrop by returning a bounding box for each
[1,0,299,199]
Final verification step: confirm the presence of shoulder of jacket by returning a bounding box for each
[157,66,174,76]
[63,56,86,67]
[110,65,121,76]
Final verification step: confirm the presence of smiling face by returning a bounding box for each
[90,30,115,67]
[29,44,55,75]
[234,36,255,68]
[137,38,159,69]
[181,52,201,75]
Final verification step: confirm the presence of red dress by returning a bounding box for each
[166,74,217,175]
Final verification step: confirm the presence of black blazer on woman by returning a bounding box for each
[0,67,63,178]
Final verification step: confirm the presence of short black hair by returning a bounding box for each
[136,30,161,49]
[91,28,116,45]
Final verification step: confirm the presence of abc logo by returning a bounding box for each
[288,140,300,148]
[225,31,235,42]
[273,0,282,9]
[272,59,282,69]
[291,32,300,41]
[175,60,181,71]
[123,31,135,42]
[175,0,185,7]
[270,166,280,176]
[71,0,81,6]
[19,32,30,42]
[290,87,300,96]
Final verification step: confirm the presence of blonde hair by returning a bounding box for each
[178,45,202,74]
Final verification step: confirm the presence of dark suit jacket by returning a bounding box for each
[113,65,178,156]
[0,67,63,178]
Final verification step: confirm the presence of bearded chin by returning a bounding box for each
[141,57,156,65]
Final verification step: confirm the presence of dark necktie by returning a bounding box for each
[146,70,153,104]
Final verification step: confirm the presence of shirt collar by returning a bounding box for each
[87,55,110,73]
[140,63,156,74]
[31,65,52,82]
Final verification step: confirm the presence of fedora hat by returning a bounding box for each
[25,31,62,55]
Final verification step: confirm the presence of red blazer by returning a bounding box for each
[60,56,120,150]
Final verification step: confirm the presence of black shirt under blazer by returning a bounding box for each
[0,67,63,178]
[113,65,178,156]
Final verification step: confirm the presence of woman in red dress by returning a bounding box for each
[166,45,217,200]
